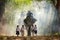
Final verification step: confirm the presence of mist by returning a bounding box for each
[0,0,59,36]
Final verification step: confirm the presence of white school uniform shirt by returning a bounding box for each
[16,27,20,31]
[21,27,24,31]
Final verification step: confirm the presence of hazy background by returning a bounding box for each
[0,0,60,36]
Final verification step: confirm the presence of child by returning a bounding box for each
[31,25,35,36]
[16,25,20,36]
[21,25,24,36]
[34,25,37,36]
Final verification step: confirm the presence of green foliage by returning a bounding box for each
[5,0,54,25]
[6,0,32,9]
[5,0,32,25]
[4,12,15,25]
[36,0,42,1]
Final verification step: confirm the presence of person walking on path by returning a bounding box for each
[34,25,37,36]
[21,25,24,36]
[16,25,20,36]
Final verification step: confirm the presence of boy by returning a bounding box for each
[21,25,24,36]
[31,25,35,36]
[16,25,20,36]
[34,25,37,36]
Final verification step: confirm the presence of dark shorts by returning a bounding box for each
[16,31,19,35]
[34,30,37,34]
